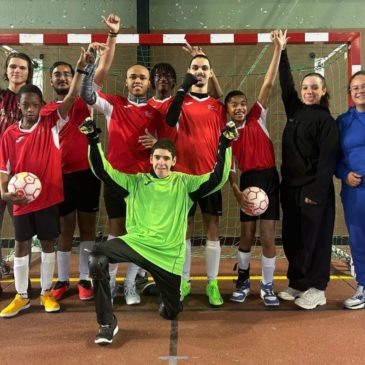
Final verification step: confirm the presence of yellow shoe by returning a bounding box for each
[40,291,60,313]
[0,294,31,318]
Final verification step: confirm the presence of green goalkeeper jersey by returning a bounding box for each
[89,142,231,275]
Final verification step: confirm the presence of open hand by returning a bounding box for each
[102,14,121,34]
[139,129,157,149]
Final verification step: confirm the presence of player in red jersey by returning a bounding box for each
[41,15,120,302]
[225,30,287,306]
[166,54,227,307]
[0,52,33,294]
[0,47,94,318]
[80,38,165,305]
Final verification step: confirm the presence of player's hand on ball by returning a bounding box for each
[2,191,29,205]
[222,121,239,140]
[240,191,255,211]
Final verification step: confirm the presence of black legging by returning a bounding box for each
[90,238,181,325]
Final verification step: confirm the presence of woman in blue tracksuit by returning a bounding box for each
[336,70,365,310]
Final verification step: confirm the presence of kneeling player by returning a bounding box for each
[80,118,237,345]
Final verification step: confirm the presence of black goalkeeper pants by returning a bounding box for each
[91,238,181,325]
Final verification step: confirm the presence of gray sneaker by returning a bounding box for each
[294,288,326,309]
[343,285,365,310]
[124,281,141,305]
[278,287,303,301]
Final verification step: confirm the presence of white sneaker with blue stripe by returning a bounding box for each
[260,282,280,306]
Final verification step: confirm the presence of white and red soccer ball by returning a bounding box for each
[8,172,42,202]
[241,186,269,216]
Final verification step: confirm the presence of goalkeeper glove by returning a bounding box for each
[79,117,101,143]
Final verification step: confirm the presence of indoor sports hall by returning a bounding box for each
[0,1,364,364]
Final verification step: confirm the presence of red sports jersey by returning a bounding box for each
[0,110,66,216]
[0,88,22,139]
[40,97,90,174]
[148,96,177,142]
[231,101,275,173]
[94,92,163,173]
[174,94,226,174]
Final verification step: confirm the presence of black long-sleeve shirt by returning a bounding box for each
[279,49,339,204]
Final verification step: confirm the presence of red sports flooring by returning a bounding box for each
[0,249,362,365]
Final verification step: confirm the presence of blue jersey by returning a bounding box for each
[336,106,365,181]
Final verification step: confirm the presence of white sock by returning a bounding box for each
[57,251,71,282]
[238,250,251,270]
[182,239,192,281]
[14,255,29,297]
[41,251,55,294]
[79,241,95,280]
[205,240,221,282]
[125,263,139,284]
[262,255,276,285]
[137,267,146,277]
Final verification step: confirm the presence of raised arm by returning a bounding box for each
[188,122,238,201]
[257,30,287,108]
[279,42,302,117]
[79,118,130,197]
[57,47,92,119]
[165,73,198,126]
[94,14,120,86]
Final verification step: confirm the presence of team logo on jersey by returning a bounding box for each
[208,104,216,111]
[123,105,133,108]
[16,136,24,143]
[184,102,193,106]
[145,111,153,118]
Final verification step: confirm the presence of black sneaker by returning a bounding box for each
[135,273,148,288]
[95,315,119,345]
[142,281,160,296]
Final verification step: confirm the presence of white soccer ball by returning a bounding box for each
[241,186,269,216]
[8,172,42,202]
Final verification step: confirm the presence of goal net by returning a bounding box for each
[0,32,360,263]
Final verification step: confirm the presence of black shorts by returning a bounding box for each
[188,190,222,217]
[14,205,60,241]
[104,183,126,219]
[59,169,101,217]
[240,167,280,222]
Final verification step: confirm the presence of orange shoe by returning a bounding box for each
[40,290,60,313]
[51,281,70,301]
[78,280,94,301]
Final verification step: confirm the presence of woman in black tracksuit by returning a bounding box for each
[277,46,339,309]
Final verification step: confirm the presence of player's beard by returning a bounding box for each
[54,87,69,95]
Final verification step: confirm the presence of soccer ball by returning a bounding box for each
[8,172,42,202]
[241,186,269,216]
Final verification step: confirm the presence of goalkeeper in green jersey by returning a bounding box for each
[80,118,237,345]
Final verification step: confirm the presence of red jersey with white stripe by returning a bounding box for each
[40,97,90,174]
[148,96,177,142]
[0,88,22,139]
[231,101,275,173]
[0,110,66,216]
[94,92,163,173]
[174,94,226,174]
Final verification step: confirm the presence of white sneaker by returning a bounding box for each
[344,285,365,310]
[124,281,141,305]
[294,288,326,309]
[277,287,303,301]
